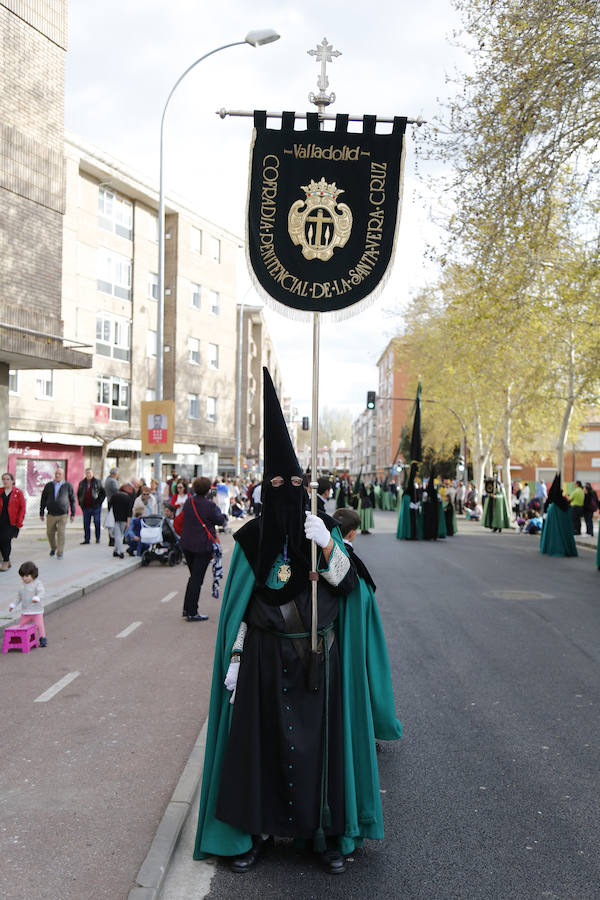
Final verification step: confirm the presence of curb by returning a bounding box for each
[0,557,142,640]
[128,718,208,899]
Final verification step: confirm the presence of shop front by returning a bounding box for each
[7,432,103,521]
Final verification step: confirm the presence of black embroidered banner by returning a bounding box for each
[247,111,407,317]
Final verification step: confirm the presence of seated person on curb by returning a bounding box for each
[464,502,483,521]
[124,500,149,556]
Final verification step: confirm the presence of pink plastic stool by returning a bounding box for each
[2,624,38,654]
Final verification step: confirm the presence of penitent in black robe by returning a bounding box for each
[215,518,356,840]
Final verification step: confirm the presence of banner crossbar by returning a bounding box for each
[217,108,426,126]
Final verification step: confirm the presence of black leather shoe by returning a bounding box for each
[319,849,346,874]
[186,614,209,622]
[80,540,90,545]
[230,835,271,872]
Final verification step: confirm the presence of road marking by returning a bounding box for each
[34,671,80,703]
[161,591,178,604]
[116,621,142,639]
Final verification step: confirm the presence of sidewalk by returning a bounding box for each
[0,523,141,634]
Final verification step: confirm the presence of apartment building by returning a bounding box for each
[236,305,283,475]
[375,339,411,478]
[8,134,243,510]
[0,1,91,472]
[351,408,377,478]
[297,441,352,473]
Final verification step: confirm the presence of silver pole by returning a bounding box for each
[217,108,426,126]
[310,311,320,653]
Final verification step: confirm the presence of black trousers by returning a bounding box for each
[0,523,15,562]
[183,550,212,615]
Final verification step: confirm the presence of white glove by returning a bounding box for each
[224,660,240,692]
[304,512,331,548]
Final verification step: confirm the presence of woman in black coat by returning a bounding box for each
[180,477,227,621]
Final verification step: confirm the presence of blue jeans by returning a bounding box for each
[83,507,102,542]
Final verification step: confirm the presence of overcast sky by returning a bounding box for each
[65,0,465,421]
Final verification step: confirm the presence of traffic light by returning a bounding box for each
[302,416,310,430]
[366,391,376,410]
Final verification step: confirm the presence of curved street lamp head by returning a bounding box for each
[245,29,280,47]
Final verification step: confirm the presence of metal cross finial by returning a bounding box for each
[308,38,342,115]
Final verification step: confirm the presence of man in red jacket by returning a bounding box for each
[0,472,26,571]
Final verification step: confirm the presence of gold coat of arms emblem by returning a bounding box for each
[288,177,353,261]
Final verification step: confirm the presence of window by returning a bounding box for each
[148,272,158,300]
[207,396,217,423]
[97,249,132,300]
[35,370,54,399]
[146,388,156,401]
[98,186,133,239]
[208,289,219,315]
[190,282,201,309]
[188,393,199,419]
[208,343,219,369]
[146,330,157,358]
[190,226,202,253]
[188,337,200,365]
[209,236,221,262]
[96,313,131,361]
[8,370,18,394]
[150,215,159,243]
[97,375,130,422]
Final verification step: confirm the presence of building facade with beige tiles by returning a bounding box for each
[0,0,91,474]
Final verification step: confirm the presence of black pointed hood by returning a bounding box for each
[425,463,438,503]
[250,368,309,598]
[263,367,302,479]
[409,381,423,462]
[548,473,569,512]
[404,461,418,500]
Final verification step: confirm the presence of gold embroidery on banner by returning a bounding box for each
[288,177,352,262]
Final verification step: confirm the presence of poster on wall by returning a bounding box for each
[27,459,65,496]
[141,400,174,454]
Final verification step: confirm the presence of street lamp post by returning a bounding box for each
[154,29,280,487]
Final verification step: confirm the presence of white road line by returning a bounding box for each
[116,621,142,639]
[34,671,80,703]
[161,591,178,604]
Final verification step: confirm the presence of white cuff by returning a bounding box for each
[232,621,247,654]
[319,542,350,587]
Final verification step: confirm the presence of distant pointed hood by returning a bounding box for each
[548,473,569,512]
[409,381,422,462]
[404,461,418,498]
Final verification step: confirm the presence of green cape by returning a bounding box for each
[193,540,401,860]
[396,491,423,540]
[358,499,374,531]
[540,504,578,557]
[482,489,511,530]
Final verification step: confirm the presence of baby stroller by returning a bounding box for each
[140,514,182,567]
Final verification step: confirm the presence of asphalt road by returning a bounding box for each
[179,513,600,900]
[0,533,237,900]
